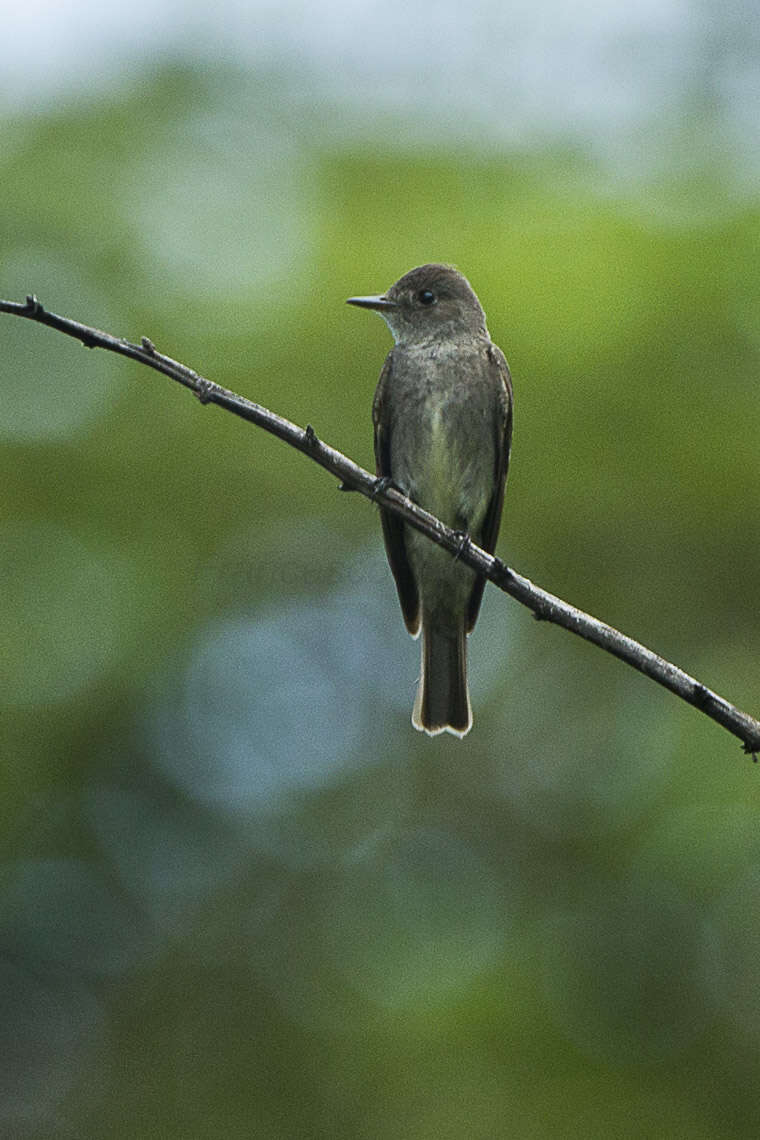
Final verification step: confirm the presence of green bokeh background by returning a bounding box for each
[1,29,759,1140]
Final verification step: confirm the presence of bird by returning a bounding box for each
[347,264,513,737]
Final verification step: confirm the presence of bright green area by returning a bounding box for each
[1,64,760,1139]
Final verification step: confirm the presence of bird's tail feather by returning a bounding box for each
[412,614,472,738]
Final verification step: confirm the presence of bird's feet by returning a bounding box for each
[372,475,404,501]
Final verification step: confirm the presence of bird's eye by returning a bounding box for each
[418,289,436,306]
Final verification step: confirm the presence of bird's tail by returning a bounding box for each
[412,612,472,738]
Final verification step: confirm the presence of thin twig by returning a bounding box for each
[2,293,758,758]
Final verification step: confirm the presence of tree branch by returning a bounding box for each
[2,293,758,759]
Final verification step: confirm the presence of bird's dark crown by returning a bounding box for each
[388,264,471,301]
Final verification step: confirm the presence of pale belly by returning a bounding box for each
[394,400,494,530]
[393,398,494,610]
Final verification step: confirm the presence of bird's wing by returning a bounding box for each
[373,351,421,636]
[466,343,513,632]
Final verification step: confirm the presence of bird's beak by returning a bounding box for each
[346,294,397,310]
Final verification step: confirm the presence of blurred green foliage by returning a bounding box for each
[1,62,760,1139]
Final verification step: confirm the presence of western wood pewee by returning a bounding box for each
[347,264,513,738]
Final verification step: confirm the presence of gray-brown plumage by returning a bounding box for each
[347,264,513,737]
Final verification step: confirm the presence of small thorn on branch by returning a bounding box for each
[141,337,156,355]
[25,294,42,316]
[304,424,319,448]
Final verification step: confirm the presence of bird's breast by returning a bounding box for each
[389,344,495,527]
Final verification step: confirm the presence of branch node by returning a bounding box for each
[338,481,356,492]
[25,294,42,316]
[141,336,156,355]
[452,530,471,562]
[489,559,513,589]
[195,378,217,405]
[304,424,319,449]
